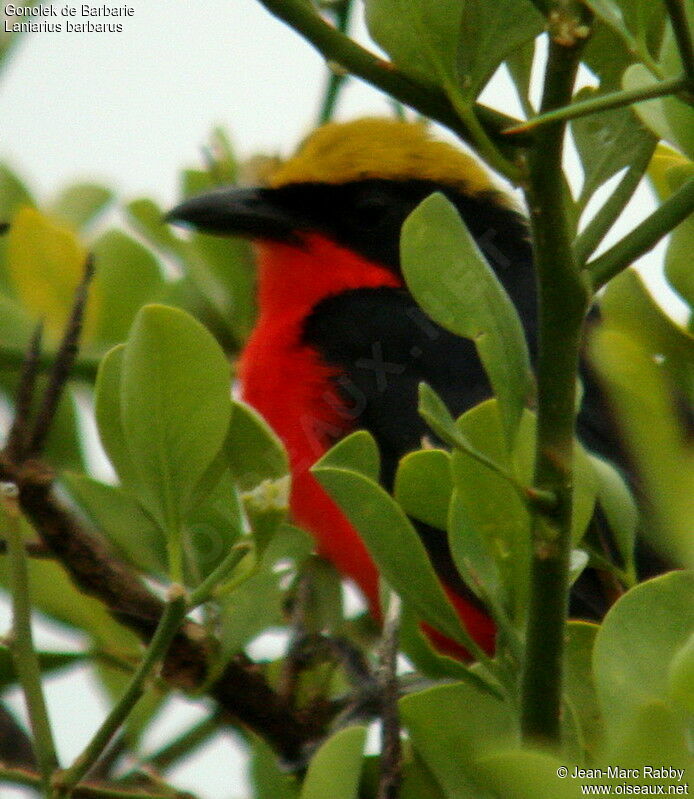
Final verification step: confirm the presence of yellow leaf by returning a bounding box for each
[7,206,99,341]
[648,143,694,201]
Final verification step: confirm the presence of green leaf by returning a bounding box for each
[649,152,694,308]
[7,206,94,341]
[94,344,140,490]
[314,429,380,483]
[402,193,534,445]
[564,621,604,758]
[583,0,665,63]
[474,750,580,799]
[394,449,452,531]
[299,556,345,634]
[219,524,312,657]
[126,197,184,255]
[456,0,543,101]
[601,268,693,403]
[589,455,638,580]
[623,63,694,159]
[0,163,34,295]
[226,400,288,491]
[599,700,691,774]
[400,682,516,798]
[668,631,694,714]
[250,736,300,799]
[312,466,477,651]
[60,472,166,575]
[590,329,694,566]
[184,469,244,585]
[583,20,637,91]
[593,571,694,743]
[363,0,463,93]
[120,304,232,532]
[449,401,530,621]
[0,645,87,692]
[91,230,164,345]
[182,233,256,345]
[506,39,536,115]
[572,91,654,208]
[50,183,113,229]
[300,725,366,799]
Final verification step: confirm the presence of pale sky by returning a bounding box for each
[0,3,685,798]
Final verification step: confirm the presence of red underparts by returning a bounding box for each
[240,233,495,660]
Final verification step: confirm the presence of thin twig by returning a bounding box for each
[376,591,402,799]
[4,322,44,463]
[54,588,188,795]
[134,711,223,775]
[587,177,694,289]
[573,141,655,265]
[0,765,196,799]
[1,482,60,787]
[255,0,532,151]
[317,0,354,124]
[505,75,690,133]
[26,254,96,459]
[664,0,694,82]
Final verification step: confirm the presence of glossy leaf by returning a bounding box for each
[402,193,533,445]
[226,399,288,491]
[61,471,166,575]
[400,682,516,798]
[456,0,543,101]
[91,230,164,345]
[564,621,604,758]
[313,466,477,651]
[120,304,232,530]
[364,0,463,91]
[299,725,366,799]
[449,401,530,621]
[591,330,694,565]
[623,63,694,159]
[94,344,141,491]
[474,750,579,799]
[589,455,638,579]
[7,206,97,341]
[313,429,380,483]
[572,92,654,208]
[394,448,452,531]
[601,268,693,402]
[593,571,694,742]
[50,183,113,229]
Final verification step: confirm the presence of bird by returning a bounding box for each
[166,117,637,660]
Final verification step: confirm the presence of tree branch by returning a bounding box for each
[587,177,694,289]
[255,0,531,151]
[520,3,591,747]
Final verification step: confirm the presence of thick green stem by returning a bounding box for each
[255,0,531,151]
[1,482,60,788]
[520,22,590,747]
[573,141,655,265]
[54,589,188,796]
[317,0,353,124]
[0,766,189,799]
[664,0,694,82]
[505,75,689,133]
[588,177,694,289]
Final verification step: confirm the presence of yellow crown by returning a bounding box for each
[269,117,496,197]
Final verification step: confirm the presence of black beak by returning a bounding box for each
[165,186,301,242]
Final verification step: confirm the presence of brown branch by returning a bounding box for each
[5,322,44,463]
[0,703,36,769]
[0,258,328,764]
[26,255,96,459]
